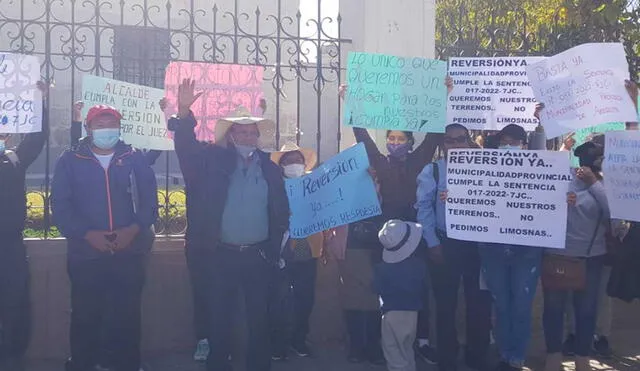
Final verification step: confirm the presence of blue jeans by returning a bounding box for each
[479,244,542,366]
[543,255,605,356]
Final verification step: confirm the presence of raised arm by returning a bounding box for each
[16,82,49,168]
[170,79,208,184]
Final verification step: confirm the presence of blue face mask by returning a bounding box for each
[92,128,120,150]
[235,144,257,159]
[386,142,412,158]
[499,145,522,151]
[0,140,5,153]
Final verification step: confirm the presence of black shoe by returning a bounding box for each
[368,354,386,366]
[347,349,365,363]
[496,361,522,371]
[416,344,438,365]
[593,335,613,359]
[271,350,288,362]
[466,356,492,371]
[291,341,312,357]
[562,334,576,357]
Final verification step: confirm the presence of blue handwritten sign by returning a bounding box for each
[344,52,447,133]
[0,53,42,133]
[286,143,382,238]
[603,131,640,222]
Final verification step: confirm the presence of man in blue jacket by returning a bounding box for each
[52,105,158,371]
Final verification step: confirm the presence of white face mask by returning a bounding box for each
[283,164,306,178]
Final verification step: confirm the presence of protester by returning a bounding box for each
[374,220,427,371]
[71,101,162,164]
[415,123,492,371]
[336,166,386,365]
[339,77,452,363]
[542,137,610,371]
[0,81,48,371]
[169,79,288,371]
[52,104,158,371]
[477,124,541,371]
[269,142,321,360]
[178,97,267,363]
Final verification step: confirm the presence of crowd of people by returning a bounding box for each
[0,73,638,371]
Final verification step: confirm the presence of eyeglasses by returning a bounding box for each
[443,136,468,144]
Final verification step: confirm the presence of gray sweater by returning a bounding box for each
[549,177,610,257]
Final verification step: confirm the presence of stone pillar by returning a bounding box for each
[339,0,436,150]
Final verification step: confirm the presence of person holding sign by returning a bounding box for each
[0,81,48,371]
[169,79,288,371]
[477,124,543,371]
[415,124,492,371]
[52,104,158,371]
[541,137,610,371]
[269,143,321,360]
[340,78,453,363]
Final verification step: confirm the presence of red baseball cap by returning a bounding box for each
[86,105,122,124]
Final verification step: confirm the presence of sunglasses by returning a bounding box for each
[443,136,468,144]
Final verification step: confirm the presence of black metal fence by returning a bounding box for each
[1,0,346,237]
[4,1,639,238]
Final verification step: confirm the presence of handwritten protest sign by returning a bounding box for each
[526,43,636,139]
[447,57,545,131]
[286,143,382,238]
[569,122,625,167]
[164,62,264,142]
[0,53,42,133]
[445,149,571,249]
[81,75,172,150]
[604,131,640,222]
[344,52,447,133]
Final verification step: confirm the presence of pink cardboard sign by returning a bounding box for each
[164,62,264,142]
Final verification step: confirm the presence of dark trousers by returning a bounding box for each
[543,256,605,356]
[270,259,317,352]
[205,246,271,371]
[429,238,492,370]
[0,233,30,367]
[186,247,209,340]
[67,254,145,371]
[416,246,431,341]
[344,310,382,359]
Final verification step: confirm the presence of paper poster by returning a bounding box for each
[445,149,572,249]
[164,62,264,142]
[286,143,382,238]
[0,53,42,133]
[526,43,636,138]
[603,131,640,222]
[569,122,626,167]
[344,52,448,133]
[447,57,545,131]
[81,75,172,150]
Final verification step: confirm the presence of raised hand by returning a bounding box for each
[73,101,84,122]
[178,78,203,117]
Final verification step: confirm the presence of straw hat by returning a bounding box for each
[214,106,275,145]
[378,220,423,264]
[270,142,317,171]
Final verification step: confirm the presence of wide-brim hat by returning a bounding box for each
[378,220,423,264]
[270,142,317,171]
[214,106,275,145]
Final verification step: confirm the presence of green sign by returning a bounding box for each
[344,52,447,133]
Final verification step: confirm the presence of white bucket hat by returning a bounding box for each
[378,220,423,264]
[214,106,275,146]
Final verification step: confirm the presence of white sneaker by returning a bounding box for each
[194,339,210,362]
